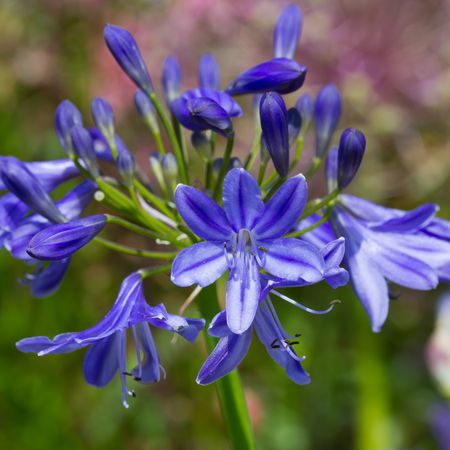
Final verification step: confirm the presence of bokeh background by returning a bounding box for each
[1,0,450,449]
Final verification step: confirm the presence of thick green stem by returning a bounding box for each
[197,285,256,450]
[149,93,189,184]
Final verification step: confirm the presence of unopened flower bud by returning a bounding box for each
[337,128,366,189]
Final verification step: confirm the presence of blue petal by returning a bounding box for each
[254,305,310,385]
[222,168,264,231]
[27,214,106,261]
[171,242,228,287]
[0,193,28,233]
[198,53,220,90]
[132,323,161,384]
[196,329,252,385]
[56,179,97,221]
[320,237,349,288]
[226,254,260,334]
[162,56,182,103]
[16,332,81,354]
[5,218,47,260]
[253,175,307,240]
[369,203,437,233]
[423,217,450,241]
[261,238,324,282]
[208,311,232,337]
[340,194,400,222]
[174,184,232,241]
[273,4,303,59]
[83,333,119,387]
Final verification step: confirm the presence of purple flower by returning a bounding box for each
[27,214,106,261]
[117,149,136,186]
[225,58,307,96]
[273,4,303,59]
[314,84,342,157]
[54,100,84,155]
[171,168,326,334]
[197,238,347,384]
[171,88,241,136]
[104,25,153,95]
[287,107,302,147]
[198,53,220,90]
[17,272,205,407]
[70,126,99,177]
[260,92,290,177]
[295,92,314,132]
[337,128,366,189]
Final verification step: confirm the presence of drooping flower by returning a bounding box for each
[197,238,347,385]
[171,168,327,334]
[225,58,307,96]
[17,272,205,407]
[171,88,241,136]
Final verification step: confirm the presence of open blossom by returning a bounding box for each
[171,168,329,334]
[17,272,205,407]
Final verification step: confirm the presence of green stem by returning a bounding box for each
[287,205,333,238]
[95,237,176,259]
[105,214,158,239]
[197,285,256,450]
[153,130,166,155]
[305,156,321,178]
[213,133,235,201]
[149,93,189,184]
[134,179,175,219]
[244,131,261,171]
[301,189,339,219]
[289,135,304,172]
[257,160,268,185]
[138,264,172,279]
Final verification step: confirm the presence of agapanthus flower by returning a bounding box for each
[54,100,84,155]
[162,56,182,104]
[295,92,314,133]
[171,88,241,136]
[273,4,303,59]
[171,168,327,334]
[225,58,307,96]
[198,53,220,90]
[17,272,205,407]
[197,238,348,385]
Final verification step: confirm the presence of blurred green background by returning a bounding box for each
[1,0,450,449]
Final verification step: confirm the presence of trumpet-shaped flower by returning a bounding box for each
[17,272,205,407]
[171,168,326,334]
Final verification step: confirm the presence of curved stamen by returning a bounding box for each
[271,290,341,315]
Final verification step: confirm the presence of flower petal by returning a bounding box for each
[196,329,252,385]
[261,238,324,282]
[171,241,228,287]
[296,213,337,247]
[226,254,261,334]
[253,175,307,239]
[132,323,161,384]
[174,184,232,241]
[83,333,119,387]
[222,168,264,231]
[254,305,310,385]
[208,311,231,337]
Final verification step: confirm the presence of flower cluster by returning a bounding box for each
[1,3,449,406]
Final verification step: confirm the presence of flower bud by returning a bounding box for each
[71,126,99,177]
[212,157,242,174]
[225,58,307,96]
[104,24,153,95]
[91,97,115,145]
[314,84,341,157]
[162,153,178,189]
[162,56,181,104]
[0,157,64,223]
[198,53,220,90]
[337,128,366,189]
[295,92,314,132]
[287,107,302,147]
[191,131,213,161]
[273,4,303,59]
[260,92,289,177]
[149,153,165,190]
[55,100,83,155]
[117,149,136,186]
[27,214,106,261]
[134,89,159,133]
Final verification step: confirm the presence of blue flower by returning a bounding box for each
[197,238,347,385]
[198,53,220,90]
[171,168,326,334]
[171,88,241,136]
[104,24,153,95]
[299,195,450,332]
[16,272,205,407]
[260,92,290,177]
[273,4,303,59]
[336,128,366,189]
[295,92,314,132]
[225,58,307,96]
[54,100,84,155]
[91,97,116,146]
[162,56,182,104]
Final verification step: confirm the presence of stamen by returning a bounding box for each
[117,330,130,408]
[271,290,341,315]
[132,326,143,381]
